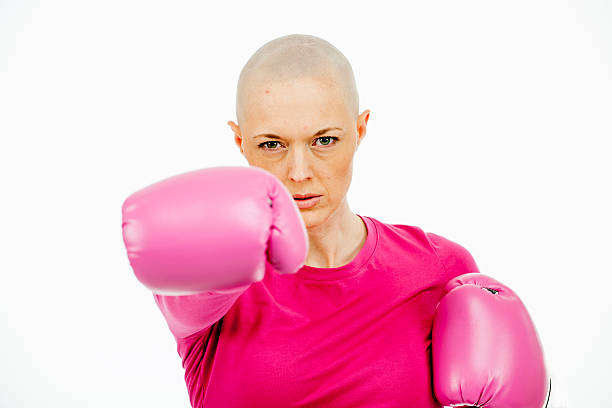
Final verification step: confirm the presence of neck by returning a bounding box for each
[304,198,367,268]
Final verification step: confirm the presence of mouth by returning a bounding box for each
[292,194,322,200]
[292,194,323,209]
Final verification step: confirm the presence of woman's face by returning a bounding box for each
[230,76,369,229]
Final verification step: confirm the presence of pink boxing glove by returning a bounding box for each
[432,273,550,408]
[121,166,308,295]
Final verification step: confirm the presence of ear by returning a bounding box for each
[355,109,370,150]
[227,120,244,155]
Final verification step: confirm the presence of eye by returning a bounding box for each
[314,136,339,147]
[257,141,284,150]
[257,136,339,151]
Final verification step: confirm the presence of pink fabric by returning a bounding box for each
[154,215,480,407]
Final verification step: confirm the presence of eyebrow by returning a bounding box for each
[253,127,343,139]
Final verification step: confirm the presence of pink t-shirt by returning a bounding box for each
[153,215,480,407]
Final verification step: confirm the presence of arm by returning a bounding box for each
[121,166,308,339]
[152,286,248,340]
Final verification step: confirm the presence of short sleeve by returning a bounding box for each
[426,232,480,278]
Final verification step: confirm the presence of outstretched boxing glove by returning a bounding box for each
[432,273,550,408]
[121,166,308,296]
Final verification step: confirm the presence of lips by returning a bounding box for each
[293,194,322,209]
[292,194,321,200]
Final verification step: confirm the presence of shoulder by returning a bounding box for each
[365,215,432,249]
[365,216,480,278]
[425,231,480,277]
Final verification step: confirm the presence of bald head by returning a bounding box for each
[235,34,359,124]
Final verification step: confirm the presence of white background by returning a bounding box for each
[1,0,610,406]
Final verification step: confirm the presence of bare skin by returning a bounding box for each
[228,34,370,269]
[228,77,370,269]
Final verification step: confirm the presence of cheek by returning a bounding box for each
[336,148,355,177]
[325,154,354,197]
[242,146,275,171]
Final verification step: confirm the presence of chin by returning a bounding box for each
[299,208,328,230]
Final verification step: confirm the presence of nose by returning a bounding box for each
[287,146,313,184]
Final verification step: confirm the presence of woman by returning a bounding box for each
[122,34,548,407]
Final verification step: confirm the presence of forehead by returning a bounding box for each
[243,76,350,124]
